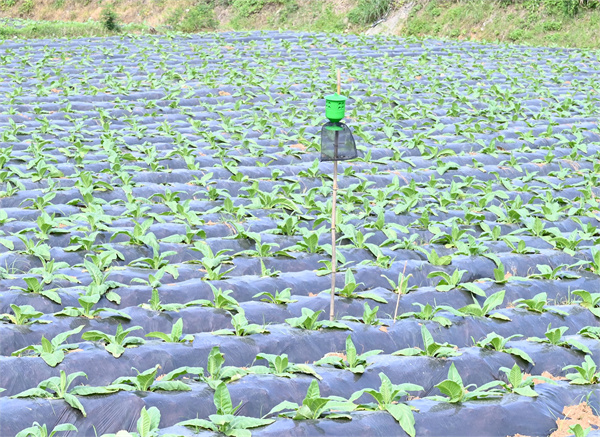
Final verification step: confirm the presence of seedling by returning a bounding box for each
[12,326,83,367]
[474,332,534,364]
[10,276,61,304]
[81,323,145,358]
[199,346,248,389]
[0,304,48,325]
[253,287,297,304]
[55,294,131,320]
[315,335,381,374]
[428,269,467,292]
[265,379,356,420]
[572,290,600,317]
[16,423,78,437]
[455,289,511,321]
[102,407,161,437]
[397,302,456,327]
[342,301,382,326]
[110,365,198,392]
[285,308,350,331]
[145,318,194,343]
[393,325,461,358]
[212,308,269,337]
[563,356,600,385]
[81,259,124,304]
[189,242,234,280]
[498,363,555,397]
[514,292,568,316]
[428,363,504,403]
[528,324,592,355]
[254,353,322,379]
[329,269,388,303]
[417,247,452,266]
[349,373,423,437]
[11,371,95,416]
[178,383,274,435]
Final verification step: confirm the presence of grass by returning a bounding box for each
[0,18,153,39]
[404,0,600,48]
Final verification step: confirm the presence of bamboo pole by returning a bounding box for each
[330,70,341,321]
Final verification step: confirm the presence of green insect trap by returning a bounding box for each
[320,94,357,161]
[322,72,357,322]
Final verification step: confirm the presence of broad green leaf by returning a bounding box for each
[63,393,86,416]
[214,382,234,415]
[436,380,463,402]
[385,403,416,437]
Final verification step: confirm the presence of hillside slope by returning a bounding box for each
[0,0,599,48]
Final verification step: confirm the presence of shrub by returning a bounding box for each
[101,7,120,32]
[542,20,562,31]
[167,3,218,32]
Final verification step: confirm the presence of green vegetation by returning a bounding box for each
[405,0,600,48]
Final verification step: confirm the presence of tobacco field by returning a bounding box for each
[0,31,600,437]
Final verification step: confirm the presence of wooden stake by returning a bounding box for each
[330,69,342,322]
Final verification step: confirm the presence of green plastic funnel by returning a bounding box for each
[325,93,347,123]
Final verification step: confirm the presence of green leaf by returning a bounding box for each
[40,350,64,367]
[63,393,86,416]
[514,385,538,397]
[177,418,217,431]
[305,379,320,400]
[435,380,463,403]
[105,343,125,358]
[137,406,152,437]
[460,283,487,297]
[505,348,534,365]
[385,403,416,437]
[264,400,299,418]
[151,381,191,392]
[214,382,234,415]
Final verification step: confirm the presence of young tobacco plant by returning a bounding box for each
[428,363,504,403]
[253,353,322,380]
[11,370,109,417]
[55,294,131,320]
[528,324,592,355]
[0,304,49,325]
[265,379,356,420]
[428,269,467,292]
[199,346,248,389]
[349,373,423,437]
[178,382,274,436]
[110,364,199,392]
[397,302,455,327]
[330,269,388,303]
[572,289,600,317]
[393,325,461,358]
[145,318,194,343]
[342,301,382,326]
[314,335,382,374]
[189,242,234,280]
[212,308,269,337]
[103,407,162,437]
[253,287,297,304]
[10,276,61,304]
[563,355,600,385]
[513,292,568,316]
[81,323,145,358]
[15,422,78,437]
[454,289,511,321]
[474,332,534,364]
[12,326,83,367]
[498,363,555,397]
[285,308,350,331]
